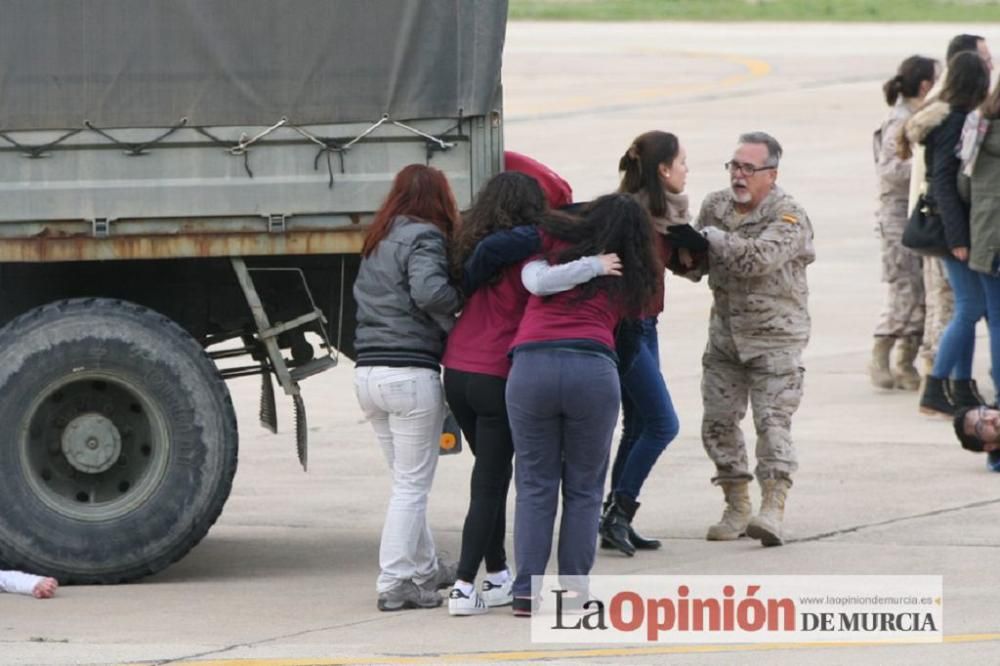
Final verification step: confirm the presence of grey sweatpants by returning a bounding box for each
[505,347,620,599]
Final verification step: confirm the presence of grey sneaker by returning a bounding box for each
[418,557,458,593]
[377,580,442,611]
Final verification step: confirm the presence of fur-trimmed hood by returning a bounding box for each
[904,100,951,146]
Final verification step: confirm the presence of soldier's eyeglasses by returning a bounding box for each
[725,161,777,176]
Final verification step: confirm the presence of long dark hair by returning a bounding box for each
[362,164,460,257]
[947,33,984,61]
[883,55,937,106]
[451,171,549,275]
[899,51,991,159]
[540,193,660,316]
[618,130,680,218]
[982,79,1000,120]
[941,50,990,113]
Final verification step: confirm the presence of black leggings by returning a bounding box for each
[444,368,514,583]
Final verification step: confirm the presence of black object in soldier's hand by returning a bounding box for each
[665,224,710,252]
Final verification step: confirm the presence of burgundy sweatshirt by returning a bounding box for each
[510,234,623,352]
[443,261,529,379]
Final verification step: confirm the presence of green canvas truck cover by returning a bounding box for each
[0,0,507,130]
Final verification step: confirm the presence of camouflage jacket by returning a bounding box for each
[694,186,815,360]
[874,98,916,235]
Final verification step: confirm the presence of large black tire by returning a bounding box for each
[0,298,238,583]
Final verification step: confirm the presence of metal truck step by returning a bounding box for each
[289,356,337,381]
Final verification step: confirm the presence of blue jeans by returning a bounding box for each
[975,267,1000,396]
[932,257,984,381]
[610,318,680,501]
[506,348,620,599]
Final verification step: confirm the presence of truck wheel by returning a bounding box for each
[0,298,238,583]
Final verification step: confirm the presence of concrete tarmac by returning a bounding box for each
[3,21,1000,666]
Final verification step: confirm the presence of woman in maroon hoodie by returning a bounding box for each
[442,172,618,615]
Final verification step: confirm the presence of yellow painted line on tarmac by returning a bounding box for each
[165,632,1000,666]
[630,51,772,100]
[508,52,771,118]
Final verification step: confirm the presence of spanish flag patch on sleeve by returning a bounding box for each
[780,213,798,224]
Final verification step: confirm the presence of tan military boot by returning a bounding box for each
[893,335,922,391]
[706,481,752,541]
[746,479,791,547]
[869,336,895,389]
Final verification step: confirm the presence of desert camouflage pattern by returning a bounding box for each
[695,186,815,360]
[694,186,813,484]
[701,331,802,483]
[918,256,954,372]
[873,100,925,338]
[874,236,924,338]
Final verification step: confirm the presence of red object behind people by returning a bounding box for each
[443,261,530,379]
[504,151,573,209]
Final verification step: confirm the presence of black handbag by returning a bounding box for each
[901,195,949,257]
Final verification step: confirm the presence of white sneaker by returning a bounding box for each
[448,585,489,616]
[481,576,513,608]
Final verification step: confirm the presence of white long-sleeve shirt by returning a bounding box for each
[520,256,604,296]
[0,569,43,596]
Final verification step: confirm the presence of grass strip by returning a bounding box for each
[509,0,1000,22]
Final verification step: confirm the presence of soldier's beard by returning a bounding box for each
[730,184,752,204]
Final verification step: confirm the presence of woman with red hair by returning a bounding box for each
[353,164,463,611]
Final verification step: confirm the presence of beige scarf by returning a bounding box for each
[636,190,691,234]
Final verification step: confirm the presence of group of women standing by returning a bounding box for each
[351,134,701,615]
[873,45,1000,440]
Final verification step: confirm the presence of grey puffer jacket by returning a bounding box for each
[353,215,462,369]
[970,120,1000,274]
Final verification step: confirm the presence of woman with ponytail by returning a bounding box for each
[598,131,706,557]
[868,55,938,392]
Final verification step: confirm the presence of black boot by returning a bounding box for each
[627,524,662,550]
[600,494,614,549]
[949,379,988,408]
[919,376,954,416]
[601,494,660,550]
[599,493,638,557]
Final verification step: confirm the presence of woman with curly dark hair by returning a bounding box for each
[442,171,618,615]
[506,193,661,616]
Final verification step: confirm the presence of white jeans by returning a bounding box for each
[354,366,444,593]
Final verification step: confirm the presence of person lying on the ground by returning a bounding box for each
[953,406,1000,471]
[0,570,58,598]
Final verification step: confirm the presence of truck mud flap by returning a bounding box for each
[230,257,338,471]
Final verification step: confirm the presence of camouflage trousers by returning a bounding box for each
[874,233,924,338]
[701,332,804,485]
[917,256,955,373]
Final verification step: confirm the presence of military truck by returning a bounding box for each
[0,0,506,583]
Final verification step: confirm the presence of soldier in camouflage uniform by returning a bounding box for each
[870,56,937,391]
[693,132,815,547]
